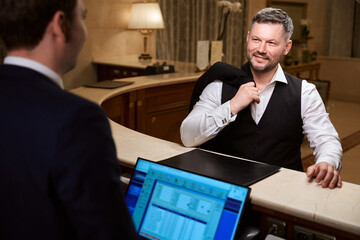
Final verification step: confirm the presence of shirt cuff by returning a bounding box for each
[212,101,237,127]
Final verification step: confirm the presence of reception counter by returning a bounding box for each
[71,72,360,239]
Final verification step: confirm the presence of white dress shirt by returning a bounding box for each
[180,64,342,170]
[4,56,64,89]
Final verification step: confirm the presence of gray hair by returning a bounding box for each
[250,8,294,40]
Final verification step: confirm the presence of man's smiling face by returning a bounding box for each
[246,22,291,73]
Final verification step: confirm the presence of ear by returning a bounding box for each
[284,40,292,55]
[246,31,250,42]
[50,11,68,42]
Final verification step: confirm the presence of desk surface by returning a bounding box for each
[70,69,360,236]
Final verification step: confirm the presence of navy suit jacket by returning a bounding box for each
[0,65,138,239]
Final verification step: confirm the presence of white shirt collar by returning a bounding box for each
[4,56,64,89]
[271,64,288,85]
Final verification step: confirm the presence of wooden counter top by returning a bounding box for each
[70,72,360,237]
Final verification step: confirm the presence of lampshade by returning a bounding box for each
[128,2,164,30]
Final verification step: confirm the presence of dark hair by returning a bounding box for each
[0,0,77,51]
[250,7,293,40]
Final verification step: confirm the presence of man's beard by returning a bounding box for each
[248,51,283,73]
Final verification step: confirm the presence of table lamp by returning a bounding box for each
[128,1,164,60]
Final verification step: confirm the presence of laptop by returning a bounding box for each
[125,158,251,240]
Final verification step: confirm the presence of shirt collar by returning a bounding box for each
[4,56,64,89]
[270,63,288,85]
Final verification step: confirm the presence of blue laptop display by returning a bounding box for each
[125,158,251,240]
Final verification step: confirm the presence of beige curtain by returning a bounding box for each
[324,0,360,58]
[156,0,248,67]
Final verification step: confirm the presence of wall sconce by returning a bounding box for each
[128,1,164,60]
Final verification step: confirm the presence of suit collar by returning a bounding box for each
[4,56,64,89]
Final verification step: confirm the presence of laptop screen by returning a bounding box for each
[125,158,251,240]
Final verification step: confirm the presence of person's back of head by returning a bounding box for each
[0,0,76,52]
[0,0,87,76]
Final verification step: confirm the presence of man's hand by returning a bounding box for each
[230,82,260,115]
[306,162,342,189]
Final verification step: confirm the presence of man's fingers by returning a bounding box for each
[243,81,256,87]
[315,166,327,183]
[252,94,260,104]
[327,172,338,189]
[306,165,316,178]
[239,82,256,92]
[242,84,260,103]
[248,88,260,103]
[307,163,342,189]
[231,82,260,113]
[321,168,334,188]
[337,175,342,188]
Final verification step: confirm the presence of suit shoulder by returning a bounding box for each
[60,91,107,120]
[62,90,100,109]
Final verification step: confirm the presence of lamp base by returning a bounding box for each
[138,53,152,60]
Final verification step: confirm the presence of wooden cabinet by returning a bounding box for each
[100,81,196,144]
[96,64,145,81]
[95,57,198,143]
[282,62,320,81]
[136,82,195,144]
[251,205,359,240]
[101,92,137,130]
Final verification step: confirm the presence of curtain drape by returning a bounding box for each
[156,0,248,67]
[325,0,360,58]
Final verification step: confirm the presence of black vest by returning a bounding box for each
[201,72,304,171]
